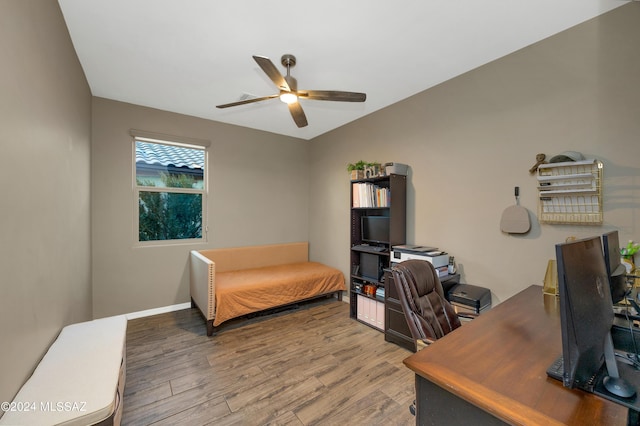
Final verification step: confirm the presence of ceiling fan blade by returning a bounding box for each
[253,55,290,92]
[216,94,279,109]
[299,90,366,102]
[288,102,308,128]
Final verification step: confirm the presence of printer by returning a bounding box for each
[391,245,492,316]
[390,245,449,268]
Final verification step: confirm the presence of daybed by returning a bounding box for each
[190,242,345,335]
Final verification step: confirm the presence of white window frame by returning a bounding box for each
[131,130,209,247]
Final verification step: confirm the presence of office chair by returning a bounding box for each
[393,259,479,417]
[391,259,463,352]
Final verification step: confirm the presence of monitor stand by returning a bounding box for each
[547,333,640,419]
[603,332,636,398]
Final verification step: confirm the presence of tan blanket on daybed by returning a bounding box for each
[190,242,345,334]
[214,261,344,326]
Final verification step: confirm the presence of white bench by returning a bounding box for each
[0,315,127,426]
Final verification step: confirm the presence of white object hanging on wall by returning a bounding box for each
[500,186,531,234]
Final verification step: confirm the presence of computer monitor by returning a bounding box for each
[361,216,390,245]
[556,236,635,397]
[603,230,622,272]
[602,230,628,304]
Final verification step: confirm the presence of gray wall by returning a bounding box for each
[0,1,92,404]
[310,3,640,305]
[91,98,310,317]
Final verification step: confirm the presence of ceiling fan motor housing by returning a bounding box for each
[281,54,296,68]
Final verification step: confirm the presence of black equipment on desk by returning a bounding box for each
[447,284,491,315]
[603,230,628,304]
[549,236,640,412]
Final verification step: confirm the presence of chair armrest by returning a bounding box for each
[416,338,435,351]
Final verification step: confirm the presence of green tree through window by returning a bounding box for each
[134,137,206,244]
[138,174,202,241]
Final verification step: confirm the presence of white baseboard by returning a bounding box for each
[126,302,192,320]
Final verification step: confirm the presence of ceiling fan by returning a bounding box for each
[216,54,366,128]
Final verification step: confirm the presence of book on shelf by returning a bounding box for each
[352,182,391,208]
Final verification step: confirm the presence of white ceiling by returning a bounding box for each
[58,0,626,140]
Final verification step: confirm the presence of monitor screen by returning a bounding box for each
[361,216,390,244]
[603,230,622,276]
[556,236,615,391]
[602,230,627,303]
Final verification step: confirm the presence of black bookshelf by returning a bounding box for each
[349,174,406,330]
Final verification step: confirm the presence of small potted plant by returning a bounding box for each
[621,240,639,273]
[347,161,367,180]
[347,161,382,180]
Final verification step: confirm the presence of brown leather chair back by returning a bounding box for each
[391,260,461,347]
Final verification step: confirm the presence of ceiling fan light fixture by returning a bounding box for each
[216,54,366,128]
[279,92,298,104]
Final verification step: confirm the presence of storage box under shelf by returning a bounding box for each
[356,294,384,330]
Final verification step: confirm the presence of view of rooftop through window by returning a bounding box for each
[135,140,205,188]
[134,138,207,243]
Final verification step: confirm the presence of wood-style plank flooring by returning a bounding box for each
[122,298,416,425]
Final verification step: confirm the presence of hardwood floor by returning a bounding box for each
[122,298,416,425]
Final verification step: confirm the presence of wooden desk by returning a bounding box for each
[403,285,630,425]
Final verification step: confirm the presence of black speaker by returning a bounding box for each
[361,253,383,280]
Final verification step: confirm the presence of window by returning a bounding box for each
[133,134,207,244]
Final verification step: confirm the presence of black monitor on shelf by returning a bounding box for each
[361,216,390,245]
[602,230,628,304]
[555,236,635,398]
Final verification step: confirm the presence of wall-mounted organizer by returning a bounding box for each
[537,159,603,225]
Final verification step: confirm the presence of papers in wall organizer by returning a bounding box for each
[536,159,603,224]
